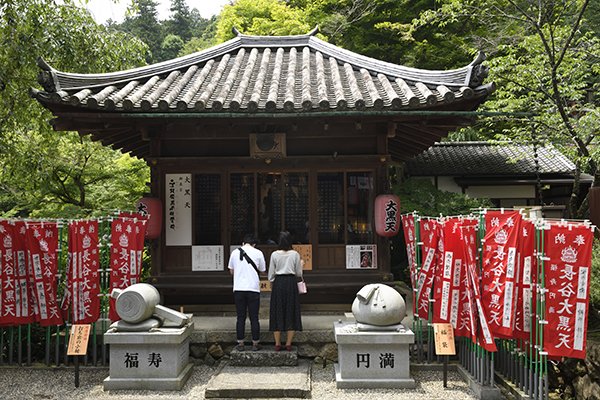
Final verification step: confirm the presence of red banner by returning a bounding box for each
[62,220,101,324]
[415,218,440,320]
[25,222,63,326]
[401,214,417,288]
[109,216,147,321]
[543,221,593,360]
[455,222,478,338]
[481,210,522,339]
[0,221,17,326]
[433,217,476,326]
[514,219,536,340]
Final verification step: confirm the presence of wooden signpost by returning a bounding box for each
[67,324,91,388]
[433,323,456,388]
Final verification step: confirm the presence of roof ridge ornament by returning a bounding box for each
[232,26,241,37]
[308,25,319,36]
[468,52,488,87]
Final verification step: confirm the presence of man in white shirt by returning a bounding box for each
[228,233,266,351]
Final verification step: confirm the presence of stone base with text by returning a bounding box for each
[103,322,194,391]
[334,321,416,389]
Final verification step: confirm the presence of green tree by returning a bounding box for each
[120,0,163,63]
[161,33,185,60]
[165,0,192,41]
[422,0,600,218]
[215,0,312,42]
[0,0,149,218]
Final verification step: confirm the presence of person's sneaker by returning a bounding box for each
[235,343,245,351]
[252,343,262,351]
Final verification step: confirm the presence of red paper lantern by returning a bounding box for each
[136,196,162,239]
[374,194,401,237]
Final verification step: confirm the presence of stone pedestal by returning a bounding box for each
[334,321,416,389]
[103,322,194,391]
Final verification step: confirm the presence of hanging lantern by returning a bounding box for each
[374,194,401,237]
[136,196,162,239]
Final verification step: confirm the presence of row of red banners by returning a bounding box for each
[0,215,147,326]
[403,211,594,360]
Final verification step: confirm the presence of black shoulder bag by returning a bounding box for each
[238,248,261,277]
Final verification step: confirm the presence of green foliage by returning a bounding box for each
[215,0,312,42]
[416,0,600,218]
[591,239,600,308]
[394,178,493,217]
[0,0,149,218]
[161,33,185,60]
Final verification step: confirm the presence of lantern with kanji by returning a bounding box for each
[136,196,162,239]
[374,194,401,237]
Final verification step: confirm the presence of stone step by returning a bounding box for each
[205,360,311,399]
[230,345,298,366]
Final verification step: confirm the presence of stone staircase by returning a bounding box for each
[205,346,311,398]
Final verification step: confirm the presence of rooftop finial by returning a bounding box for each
[232,26,241,37]
[308,25,319,36]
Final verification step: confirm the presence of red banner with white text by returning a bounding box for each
[62,220,101,324]
[109,216,147,321]
[415,218,440,320]
[25,222,63,326]
[455,221,478,338]
[0,221,17,326]
[514,219,536,340]
[543,221,593,360]
[481,210,522,339]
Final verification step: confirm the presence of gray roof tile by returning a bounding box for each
[405,142,580,176]
[32,29,493,114]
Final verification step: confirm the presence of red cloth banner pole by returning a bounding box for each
[25,222,63,327]
[481,210,523,339]
[62,221,100,324]
[0,220,17,326]
[543,220,593,360]
[415,218,440,320]
[109,216,147,321]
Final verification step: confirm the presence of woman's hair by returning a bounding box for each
[277,231,293,251]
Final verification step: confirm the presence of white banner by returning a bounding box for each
[165,173,192,246]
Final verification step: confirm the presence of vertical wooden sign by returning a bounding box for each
[433,323,456,355]
[67,324,91,356]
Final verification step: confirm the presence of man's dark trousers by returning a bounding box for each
[234,291,260,341]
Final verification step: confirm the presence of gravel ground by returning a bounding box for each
[0,362,477,400]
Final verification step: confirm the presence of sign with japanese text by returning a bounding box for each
[514,219,536,340]
[455,222,478,339]
[259,280,272,292]
[109,216,147,321]
[401,214,417,289]
[481,210,522,339]
[543,221,593,360]
[433,217,475,327]
[25,222,63,327]
[346,245,377,269]
[433,323,456,355]
[292,244,312,270]
[67,324,91,356]
[415,218,440,320]
[62,220,100,324]
[0,220,18,326]
[12,221,35,325]
[165,173,192,246]
[192,246,224,271]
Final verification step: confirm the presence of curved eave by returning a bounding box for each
[40,32,486,92]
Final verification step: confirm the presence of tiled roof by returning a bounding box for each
[405,142,581,176]
[31,28,493,114]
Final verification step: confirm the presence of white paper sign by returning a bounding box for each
[165,173,192,246]
[346,245,377,269]
[192,246,224,271]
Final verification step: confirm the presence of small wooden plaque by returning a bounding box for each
[292,244,312,270]
[433,323,456,355]
[260,280,272,292]
[67,324,91,356]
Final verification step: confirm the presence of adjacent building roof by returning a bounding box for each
[405,142,592,182]
[31,28,493,114]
